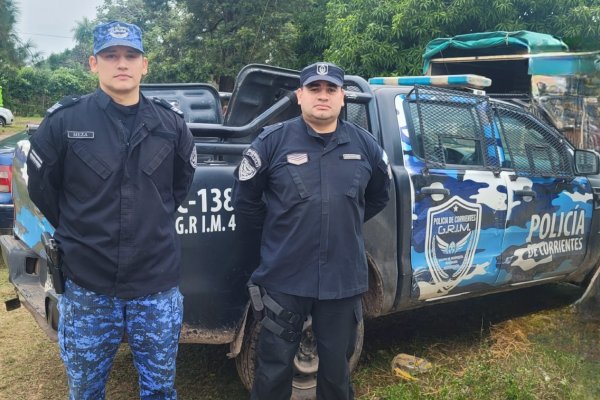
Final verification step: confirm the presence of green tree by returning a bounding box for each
[0,0,42,108]
[28,0,329,91]
[0,0,21,66]
[292,0,330,67]
[325,0,600,77]
[178,0,323,90]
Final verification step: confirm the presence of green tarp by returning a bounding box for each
[423,31,569,74]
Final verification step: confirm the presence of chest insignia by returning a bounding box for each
[342,154,362,160]
[67,131,95,139]
[287,153,308,165]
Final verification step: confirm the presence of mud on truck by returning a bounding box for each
[3,62,600,399]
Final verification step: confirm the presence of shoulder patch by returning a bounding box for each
[152,97,185,117]
[46,96,81,116]
[243,147,262,169]
[238,157,258,181]
[258,122,284,140]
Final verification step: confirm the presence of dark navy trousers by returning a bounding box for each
[58,279,183,399]
[251,290,362,400]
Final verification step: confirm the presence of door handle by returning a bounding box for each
[421,186,450,196]
[514,189,536,198]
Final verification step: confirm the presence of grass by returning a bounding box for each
[0,116,43,137]
[352,286,600,400]
[1,259,600,399]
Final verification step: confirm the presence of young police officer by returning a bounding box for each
[27,21,196,399]
[233,62,390,399]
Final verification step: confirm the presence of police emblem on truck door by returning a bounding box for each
[425,196,481,293]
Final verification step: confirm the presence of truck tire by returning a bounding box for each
[235,314,364,400]
[0,117,5,127]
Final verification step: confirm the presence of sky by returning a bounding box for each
[15,0,104,57]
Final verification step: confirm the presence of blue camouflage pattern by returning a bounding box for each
[93,21,144,55]
[395,94,593,300]
[58,280,183,399]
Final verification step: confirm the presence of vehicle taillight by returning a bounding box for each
[0,165,12,193]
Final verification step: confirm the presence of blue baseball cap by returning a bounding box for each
[300,62,344,87]
[93,21,144,55]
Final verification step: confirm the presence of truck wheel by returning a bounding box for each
[235,314,364,400]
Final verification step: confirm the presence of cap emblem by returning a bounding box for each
[108,25,129,39]
[317,63,328,76]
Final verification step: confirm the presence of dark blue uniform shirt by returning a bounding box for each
[233,117,390,299]
[27,89,196,299]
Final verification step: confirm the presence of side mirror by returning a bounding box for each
[574,149,600,175]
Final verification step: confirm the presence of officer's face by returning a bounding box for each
[297,81,345,132]
[89,46,148,104]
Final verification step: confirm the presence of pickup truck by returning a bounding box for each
[3,64,600,399]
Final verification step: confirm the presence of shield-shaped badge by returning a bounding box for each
[424,196,481,293]
[316,63,328,76]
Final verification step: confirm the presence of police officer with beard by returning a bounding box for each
[27,21,195,399]
[233,62,390,399]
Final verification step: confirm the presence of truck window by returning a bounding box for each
[494,105,573,178]
[344,83,370,132]
[407,101,484,166]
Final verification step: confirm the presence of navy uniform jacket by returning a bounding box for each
[233,117,390,300]
[27,88,196,299]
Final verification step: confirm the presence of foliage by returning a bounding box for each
[325,0,600,77]
[0,0,42,69]
[174,0,322,90]
[291,0,330,68]
[5,0,600,112]
[7,67,96,116]
[0,0,41,107]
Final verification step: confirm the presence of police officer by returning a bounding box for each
[233,62,391,399]
[26,21,196,399]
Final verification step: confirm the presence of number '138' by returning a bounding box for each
[197,188,234,213]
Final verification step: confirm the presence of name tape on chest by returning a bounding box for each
[287,153,308,165]
[67,131,95,139]
[342,154,362,160]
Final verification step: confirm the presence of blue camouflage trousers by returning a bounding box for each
[58,279,183,400]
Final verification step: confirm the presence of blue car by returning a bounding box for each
[0,127,35,234]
